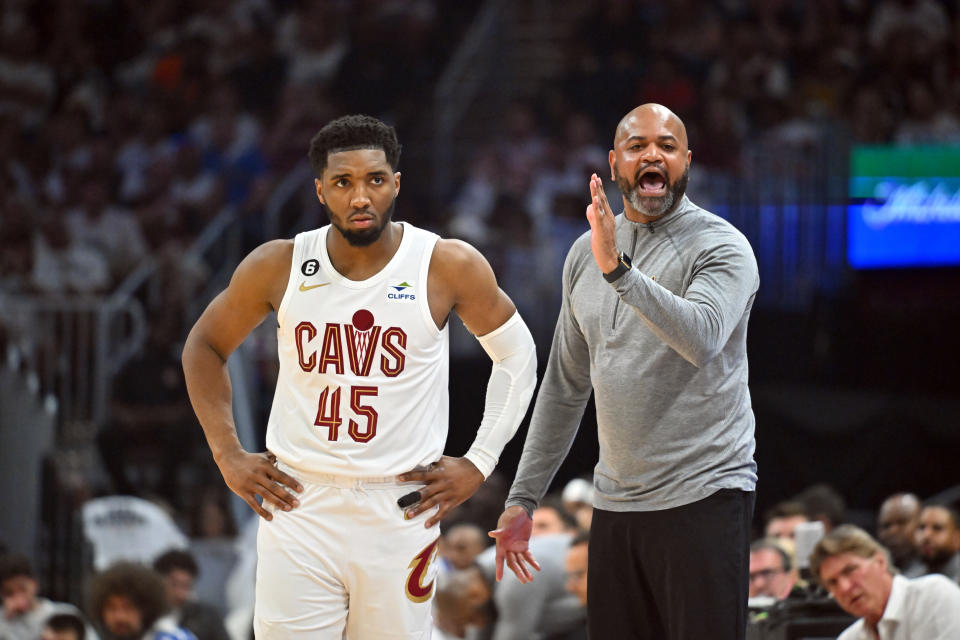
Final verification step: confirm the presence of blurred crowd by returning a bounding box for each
[3,478,959,639]
[2,0,960,639]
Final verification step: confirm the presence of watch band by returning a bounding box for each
[603,251,632,282]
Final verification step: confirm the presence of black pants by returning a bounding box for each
[587,489,755,640]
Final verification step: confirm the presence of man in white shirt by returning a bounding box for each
[810,524,960,639]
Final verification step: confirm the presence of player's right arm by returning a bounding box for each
[182,239,303,520]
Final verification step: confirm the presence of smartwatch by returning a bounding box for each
[603,251,632,282]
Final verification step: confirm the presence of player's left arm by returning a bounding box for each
[398,239,538,528]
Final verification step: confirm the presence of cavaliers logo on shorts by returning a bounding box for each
[405,537,440,603]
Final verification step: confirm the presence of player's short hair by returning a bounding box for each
[308,114,402,176]
[809,525,893,586]
[45,613,87,640]
[87,562,169,631]
[0,552,34,585]
[152,549,199,578]
[750,537,792,572]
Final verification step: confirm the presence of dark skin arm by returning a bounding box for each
[181,240,303,520]
[397,239,518,529]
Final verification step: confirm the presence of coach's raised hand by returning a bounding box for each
[216,449,302,520]
[398,456,484,528]
[585,173,620,274]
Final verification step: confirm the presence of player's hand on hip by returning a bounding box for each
[217,450,303,520]
[489,506,540,583]
[397,456,484,528]
[586,173,620,274]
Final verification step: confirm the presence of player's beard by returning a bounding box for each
[615,163,689,219]
[331,198,396,247]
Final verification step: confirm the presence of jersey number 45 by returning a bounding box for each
[314,385,378,442]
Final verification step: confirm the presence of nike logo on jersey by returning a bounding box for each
[299,282,331,292]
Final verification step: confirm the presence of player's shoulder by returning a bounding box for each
[431,237,489,272]
[240,238,293,271]
[230,238,294,289]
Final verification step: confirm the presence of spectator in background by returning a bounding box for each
[564,532,589,608]
[765,501,810,541]
[432,565,493,640]
[749,538,799,601]
[877,492,923,575]
[152,550,229,640]
[0,23,56,131]
[97,320,196,508]
[441,524,489,573]
[42,613,87,640]
[184,487,238,615]
[0,553,85,640]
[87,561,196,640]
[893,79,960,145]
[810,524,960,640]
[795,483,846,533]
[31,213,111,295]
[867,0,950,52]
[560,478,593,533]
[915,504,960,582]
[531,496,579,538]
[65,177,147,284]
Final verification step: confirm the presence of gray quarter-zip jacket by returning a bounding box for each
[506,195,759,514]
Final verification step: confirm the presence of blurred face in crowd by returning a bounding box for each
[818,551,892,626]
[609,103,691,222]
[163,568,193,609]
[565,542,589,606]
[101,594,144,639]
[314,148,400,247]
[1,575,38,619]
[766,515,808,541]
[41,627,81,640]
[442,525,487,571]
[532,506,568,537]
[916,506,960,564]
[877,494,920,561]
[749,548,794,599]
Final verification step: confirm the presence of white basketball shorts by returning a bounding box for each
[254,464,441,639]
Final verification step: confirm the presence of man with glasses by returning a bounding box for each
[749,538,798,601]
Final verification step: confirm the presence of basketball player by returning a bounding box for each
[491,104,759,640]
[182,115,537,638]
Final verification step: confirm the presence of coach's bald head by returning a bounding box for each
[615,103,688,150]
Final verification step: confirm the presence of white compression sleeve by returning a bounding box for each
[464,311,538,478]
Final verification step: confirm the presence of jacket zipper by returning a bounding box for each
[611,224,642,330]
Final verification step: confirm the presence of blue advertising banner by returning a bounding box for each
[848,146,960,268]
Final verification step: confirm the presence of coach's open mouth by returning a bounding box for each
[639,168,667,195]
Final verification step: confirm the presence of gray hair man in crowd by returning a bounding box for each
[810,524,960,639]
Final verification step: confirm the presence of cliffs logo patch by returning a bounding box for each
[388,281,415,301]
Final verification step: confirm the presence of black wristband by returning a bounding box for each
[603,251,632,282]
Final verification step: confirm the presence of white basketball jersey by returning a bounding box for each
[267,222,449,477]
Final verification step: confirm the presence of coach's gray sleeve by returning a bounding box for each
[611,233,758,368]
[505,252,593,516]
